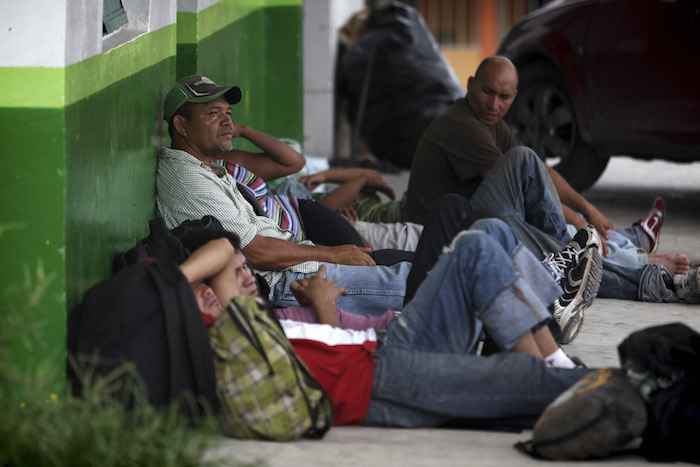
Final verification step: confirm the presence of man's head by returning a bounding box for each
[180,226,262,297]
[466,56,518,126]
[232,251,259,297]
[164,75,242,161]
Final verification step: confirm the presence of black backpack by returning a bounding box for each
[113,216,223,273]
[67,219,219,419]
[618,322,700,464]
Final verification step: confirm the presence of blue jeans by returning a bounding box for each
[364,226,590,428]
[469,147,674,302]
[600,262,680,302]
[469,146,570,258]
[271,261,412,316]
[567,225,647,270]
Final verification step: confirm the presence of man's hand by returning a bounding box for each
[583,206,615,257]
[563,204,611,257]
[298,173,326,192]
[327,244,375,266]
[338,207,359,223]
[290,265,345,328]
[231,123,247,138]
[359,171,396,200]
[290,265,347,307]
[585,205,615,240]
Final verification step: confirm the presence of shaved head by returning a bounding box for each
[473,56,518,86]
[467,56,519,126]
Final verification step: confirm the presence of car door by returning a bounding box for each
[585,0,700,158]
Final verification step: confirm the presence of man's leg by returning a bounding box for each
[470,146,570,257]
[352,221,424,251]
[404,194,501,304]
[365,231,589,427]
[271,261,412,316]
[467,148,670,303]
[297,198,366,247]
[599,262,680,302]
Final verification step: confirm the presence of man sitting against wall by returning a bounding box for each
[156,75,412,317]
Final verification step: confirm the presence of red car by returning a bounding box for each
[498,0,700,190]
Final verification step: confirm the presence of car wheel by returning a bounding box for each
[505,63,609,191]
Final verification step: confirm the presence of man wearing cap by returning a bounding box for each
[157,75,412,316]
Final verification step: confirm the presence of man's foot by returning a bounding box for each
[648,253,690,275]
[635,197,665,254]
[544,348,587,368]
[543,225,604,344]
[674,266,700,304]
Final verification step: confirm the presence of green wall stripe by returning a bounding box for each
[177,0,300,44]
[0,67,65,108]
[0,25,176,109]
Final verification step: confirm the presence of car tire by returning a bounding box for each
[505,62,609,191]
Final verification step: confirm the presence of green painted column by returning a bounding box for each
[0,0,304,398]
[175,0,303,151]
[0,65,69,392]
[0,25,177,396]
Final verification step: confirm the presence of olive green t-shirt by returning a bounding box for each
[404,97,520,224]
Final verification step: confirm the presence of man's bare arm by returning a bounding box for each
[179,238,241,305]
[218,125,306,181]
[299,168,396,201]
[317,175,370,210]
[180,238,235,283]
[545,166,614,233]
[547,166,611,256]
[243,235,375,270]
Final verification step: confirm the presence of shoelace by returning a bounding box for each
[543,247,583,282]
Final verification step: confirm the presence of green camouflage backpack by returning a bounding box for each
[208,295,334,440]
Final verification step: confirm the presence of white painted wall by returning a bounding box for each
[303,0,364,158]
[0,1,69,67]
[177,0,220,14]
[0,0,177,67]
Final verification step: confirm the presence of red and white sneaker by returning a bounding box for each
[635,197,665,254]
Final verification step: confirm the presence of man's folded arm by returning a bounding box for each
[243,235,375,269]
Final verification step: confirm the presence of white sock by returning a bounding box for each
[545,348,576,369]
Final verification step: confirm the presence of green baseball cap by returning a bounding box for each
[163,75,242,122]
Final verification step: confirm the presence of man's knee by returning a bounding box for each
[446,229,495,255]
[471,217,510,235]
[493,146,548,184]
[503,145,540,163]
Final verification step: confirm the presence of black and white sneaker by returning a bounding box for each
[543,225,603,344]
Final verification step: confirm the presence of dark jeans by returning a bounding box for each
[404,194,502,305]
[298,199,413,266]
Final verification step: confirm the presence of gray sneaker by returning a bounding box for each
[543,225,604,344]
[674,266,700,304]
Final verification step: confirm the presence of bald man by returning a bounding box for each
[401,56,694,324]
[405,56,609,231]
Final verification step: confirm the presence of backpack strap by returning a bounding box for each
[149,261,219,417]
[236,182,267,217]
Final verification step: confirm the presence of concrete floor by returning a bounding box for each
[207,156,700,466]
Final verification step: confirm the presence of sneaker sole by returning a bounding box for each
[553,247,604,344]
